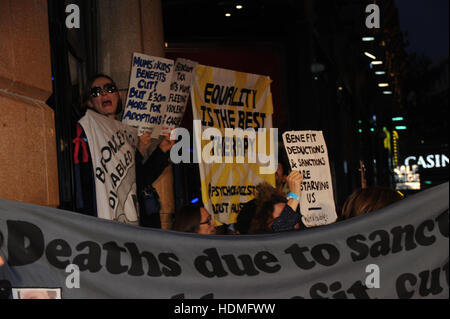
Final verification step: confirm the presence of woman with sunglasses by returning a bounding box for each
[73,74,174,226]
[172,205,216,235]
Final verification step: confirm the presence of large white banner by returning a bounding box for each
[0,183,448,299]
[79,109,139,225]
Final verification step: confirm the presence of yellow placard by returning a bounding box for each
[191,65,275,225]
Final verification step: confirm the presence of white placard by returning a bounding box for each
[282,130,337,227]
[159,58,197,137]
[122,52,174,137]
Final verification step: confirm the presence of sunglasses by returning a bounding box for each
[90,83,118,97]
[199,215,212,225]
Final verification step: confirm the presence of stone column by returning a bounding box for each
[0,0,59,207]
[98,0,174,229]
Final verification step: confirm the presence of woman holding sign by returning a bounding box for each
[73,74,174,226]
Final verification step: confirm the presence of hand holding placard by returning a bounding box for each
[137,133,151,156]
[287,171,302,198]
[286,171,303,212]
[159,136,175,153]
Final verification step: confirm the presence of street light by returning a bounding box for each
[378,83,389,87]
[364,52,377,60]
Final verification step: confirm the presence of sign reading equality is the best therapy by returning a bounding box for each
[190,64,276,225]
[122,53,174,136]
[283,131,338,227]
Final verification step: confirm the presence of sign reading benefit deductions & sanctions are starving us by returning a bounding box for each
[283,131,337,227]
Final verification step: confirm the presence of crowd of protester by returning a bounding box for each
[72,73,405,235]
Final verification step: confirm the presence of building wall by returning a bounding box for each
[0,0,59,207]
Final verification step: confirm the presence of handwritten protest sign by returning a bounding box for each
[159,58,197,137]
[122,52,174,137]
[79,109,139,225]
[282,131,338,227]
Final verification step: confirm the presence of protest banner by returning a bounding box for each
[0,183,448,299]
[283,131,338,227]
[122,52,174,137]
[79,109,139,225]
[190,64,276,225]
[159,58,197,137]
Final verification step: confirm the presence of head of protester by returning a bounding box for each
[81,74,122,120]
[248,171,303,234]
[172,204,216,235]
[235,183,281,234]
[234,143,291,235]
[340,187,404,220]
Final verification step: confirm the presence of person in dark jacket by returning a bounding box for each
[73,73,173,227]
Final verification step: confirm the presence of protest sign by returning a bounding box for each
[159,58,197,137]
[79,109,139,225]
[122,52,174,137]
[190,64,276,225]
[283,131,338,227]
[0,183,448,299]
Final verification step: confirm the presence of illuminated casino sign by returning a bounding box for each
[404,154,449,169]
[396,150,449,191]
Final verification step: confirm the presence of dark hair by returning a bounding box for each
[172,204,203,233]
[247,183,287,234]
[80,73,123,116]
[341,187,403,220]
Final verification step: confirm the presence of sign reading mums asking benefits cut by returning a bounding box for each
[122,52,174,137]
[283,131,337,227]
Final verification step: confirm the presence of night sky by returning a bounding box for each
[396,0,449,63]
